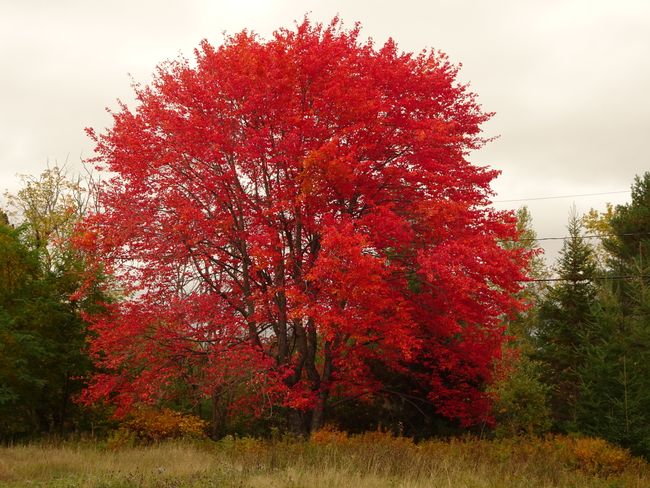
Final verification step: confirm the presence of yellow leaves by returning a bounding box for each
[4,166,88,268]
[310,425,349,445]
[582,203,615,268]
[570,437,639,476]
[583,203,615,235]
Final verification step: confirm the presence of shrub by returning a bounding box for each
[106,427,137,450]
[116,408,207,443]
[490,356,552,437]
[311,426,349,445]
[568,436,640,476]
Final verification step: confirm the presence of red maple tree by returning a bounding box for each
[79,18,530,433]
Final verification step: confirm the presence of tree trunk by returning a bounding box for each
[211,387,228,439]
[59,372,70,435]
[288,408,309,437]
[310,340,333,433]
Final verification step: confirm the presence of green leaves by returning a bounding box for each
[535,209,598,431]
[531,174,650,457]
[604,173,650,268]
[0,170,100,439]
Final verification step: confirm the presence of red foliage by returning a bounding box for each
[78,18,530,429]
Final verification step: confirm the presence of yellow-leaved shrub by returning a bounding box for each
[568,436,639,476]
[111,408,207,446]
[310,425,349,445]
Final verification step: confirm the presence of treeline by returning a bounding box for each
[494,173,650,458]
[1,167,649,458]
[0,168,107,438]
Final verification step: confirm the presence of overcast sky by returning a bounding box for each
[1,0,649,264]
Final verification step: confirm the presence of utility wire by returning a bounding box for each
[504,231,650,243]
[507,233,650,282]
[520,275,650,283]
[493,190,630,203]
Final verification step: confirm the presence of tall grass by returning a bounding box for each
[0,433,648,487]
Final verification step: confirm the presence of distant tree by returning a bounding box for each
[603,173,650,271]
[500,206,548,347]
[583,203,615,270]
[0,222,39,435]
[578,266,650,457]
[490,356,551,437]
[577,173,650,457]
[0,221,88,437]
[0,167,103,439]
[0,209,9,226]
[5,166,88,269]
[535,208,598,431]
[490,206,551,436]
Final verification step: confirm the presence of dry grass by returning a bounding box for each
[0,433,648,487]
[0,442,221,486]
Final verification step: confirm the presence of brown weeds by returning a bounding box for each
[0,432,647,487]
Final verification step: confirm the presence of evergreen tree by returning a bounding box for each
[536,208,598,431]
[577,173,650,457]
[578,261,650,457]
[603,172,650,270]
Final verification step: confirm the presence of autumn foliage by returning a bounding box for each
[117,408,207,444]
[78,18,530,432]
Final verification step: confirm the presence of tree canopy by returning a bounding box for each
[0,168,101,439]
[79,18,531,433]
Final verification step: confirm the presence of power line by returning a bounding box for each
[510,231,650,243]
[520,275,650,283]
[493,190,630,204]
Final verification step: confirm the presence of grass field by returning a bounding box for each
[0,433,648,487]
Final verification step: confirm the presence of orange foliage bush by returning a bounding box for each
[568,436,639,476]
[118,408,207,443]
[310,425,349,445]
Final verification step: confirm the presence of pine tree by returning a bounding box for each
[577,173,650,457]
[578,260,650,457]
[535,208,598,431]
[603,173,650,270]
